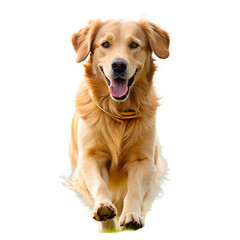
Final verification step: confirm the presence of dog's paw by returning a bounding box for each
[93,201,117,221]
[120,212,144,230]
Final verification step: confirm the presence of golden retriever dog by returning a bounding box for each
[64,19,170,232]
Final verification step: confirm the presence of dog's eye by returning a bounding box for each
[129,42,139,49]
[102,41,110,48]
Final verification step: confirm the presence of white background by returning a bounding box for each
[0,0,240,239]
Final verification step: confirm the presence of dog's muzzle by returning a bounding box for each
[100,66,138,101]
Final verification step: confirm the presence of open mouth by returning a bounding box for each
[100,67,138,101]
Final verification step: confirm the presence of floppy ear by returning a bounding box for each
[139,20,170,59]
[72,20,101,63]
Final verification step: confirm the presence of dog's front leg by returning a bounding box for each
[81,158,117,221]
[120,159,156,230]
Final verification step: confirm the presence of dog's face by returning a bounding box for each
[92,21,148,101]
[72,20,170,101]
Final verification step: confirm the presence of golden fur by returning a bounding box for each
[65,19,170,232]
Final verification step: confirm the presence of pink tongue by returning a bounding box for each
[109,78,128,98]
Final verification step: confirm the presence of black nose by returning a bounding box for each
[111,58,127,74]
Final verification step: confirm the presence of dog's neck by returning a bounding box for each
[94,100,141,124]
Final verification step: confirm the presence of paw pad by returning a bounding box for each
[93,203,117,221]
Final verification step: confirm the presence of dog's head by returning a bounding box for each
[72,19,169,102]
